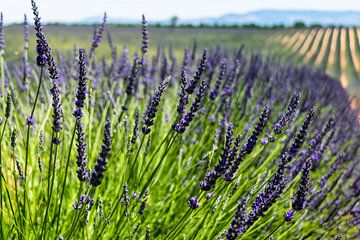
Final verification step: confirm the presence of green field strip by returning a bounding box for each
[283,29,305,51]
[298,29,320,66]
[345,28,360,88]
[314,28,333,70]
[306,28,326,66]
[327,28,341,79]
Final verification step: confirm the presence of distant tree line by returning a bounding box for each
[8,19,350,29]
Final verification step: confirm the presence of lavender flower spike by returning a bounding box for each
[31,0,47,66]
[284,209,295,222]
[173,79,207,133]
[223,105,271,181]
[141,14,149,55]
[274,92,301,134]
[186,49,207,94]
[226,198,248,240]
[200,123,234,190]
[188,196,199,209]
[76,119,89,181]
[90,12,107,56]
[142,75,171,134]
[90,118,112,186]
[209,59,226,101]
[0,12,4,52]
[5,91,11,118]
[293,158,311,211]
[176,68,189,116]
[73,49,87,118]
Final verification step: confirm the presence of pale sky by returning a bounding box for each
[2,0,360,23]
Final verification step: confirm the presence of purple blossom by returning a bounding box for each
[90,12,107,56]
[176,68,189,116]
[89,118,112,186]
[210,59,226,100]
[5,91,11,118]
[186,50,207,94]
[141,14,149,55]
[76,119,89,182]
[73,49,87,118]
[226,198,248,239]
[173,80,207,134]
[224,105,271,181]
[188,196,199,209]
[142,76,171,134]
[284,209,295,221]
[26,116,34,126]
[274,92,301,134]
[293,158,312,211]
[0,12,5,51]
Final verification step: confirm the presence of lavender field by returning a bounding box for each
[0,1,359,239]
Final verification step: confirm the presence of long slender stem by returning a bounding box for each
[0,117,8,239]
[0,53,5,106]
[127,134,145,183]
[139,133,177,196]
[55,123,77,234]
[40,131,56,240]
[23,67,44,230]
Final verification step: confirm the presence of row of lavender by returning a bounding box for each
[0,1,359,239]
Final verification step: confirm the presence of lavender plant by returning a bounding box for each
[0,2,358,240]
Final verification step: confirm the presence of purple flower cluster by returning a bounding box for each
[185,50,208,94]
[223,105,271,181]
[90,12,107,56]
[188,196,199,209]
[142,76,171,134]
[89,118,112,186]
[293,158,312,210]
[176,68,189,116]
[225,198,248,239]
[200,123,234,190]
[173,80,207,133]
[0,12,4,51]
[73,49,87,118]
[274,92,301,134]
[209,59,226,100]
[141,15,149,55]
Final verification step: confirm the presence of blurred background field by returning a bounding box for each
[4,24,360,98]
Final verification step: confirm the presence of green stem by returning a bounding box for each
[0,117,8,239]
[0,53,5,105]
[23,67,44,231]
[127,134,145,183]
[139,133,177,197]
[55,123,77,234]
[40,131,56,240]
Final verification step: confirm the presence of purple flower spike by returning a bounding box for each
[188,196,199,210]
[141,14,149,55]
[89,118,112,186]
[226,198,248,240]
[293,158,311,211]
[185,50,207,94]
[0,12,4,51]
[284,209,295,222]
[142,76,171,134]
[26,116,34,126]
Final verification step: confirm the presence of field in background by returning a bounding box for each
[4,25,360,96]
[273,27,360,96]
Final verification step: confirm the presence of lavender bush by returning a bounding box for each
[0,2,359,239]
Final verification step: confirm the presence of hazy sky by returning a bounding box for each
[2,0,360,23]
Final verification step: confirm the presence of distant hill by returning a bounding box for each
[82,10,360,27]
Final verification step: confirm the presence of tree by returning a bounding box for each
[170,16,178,28]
